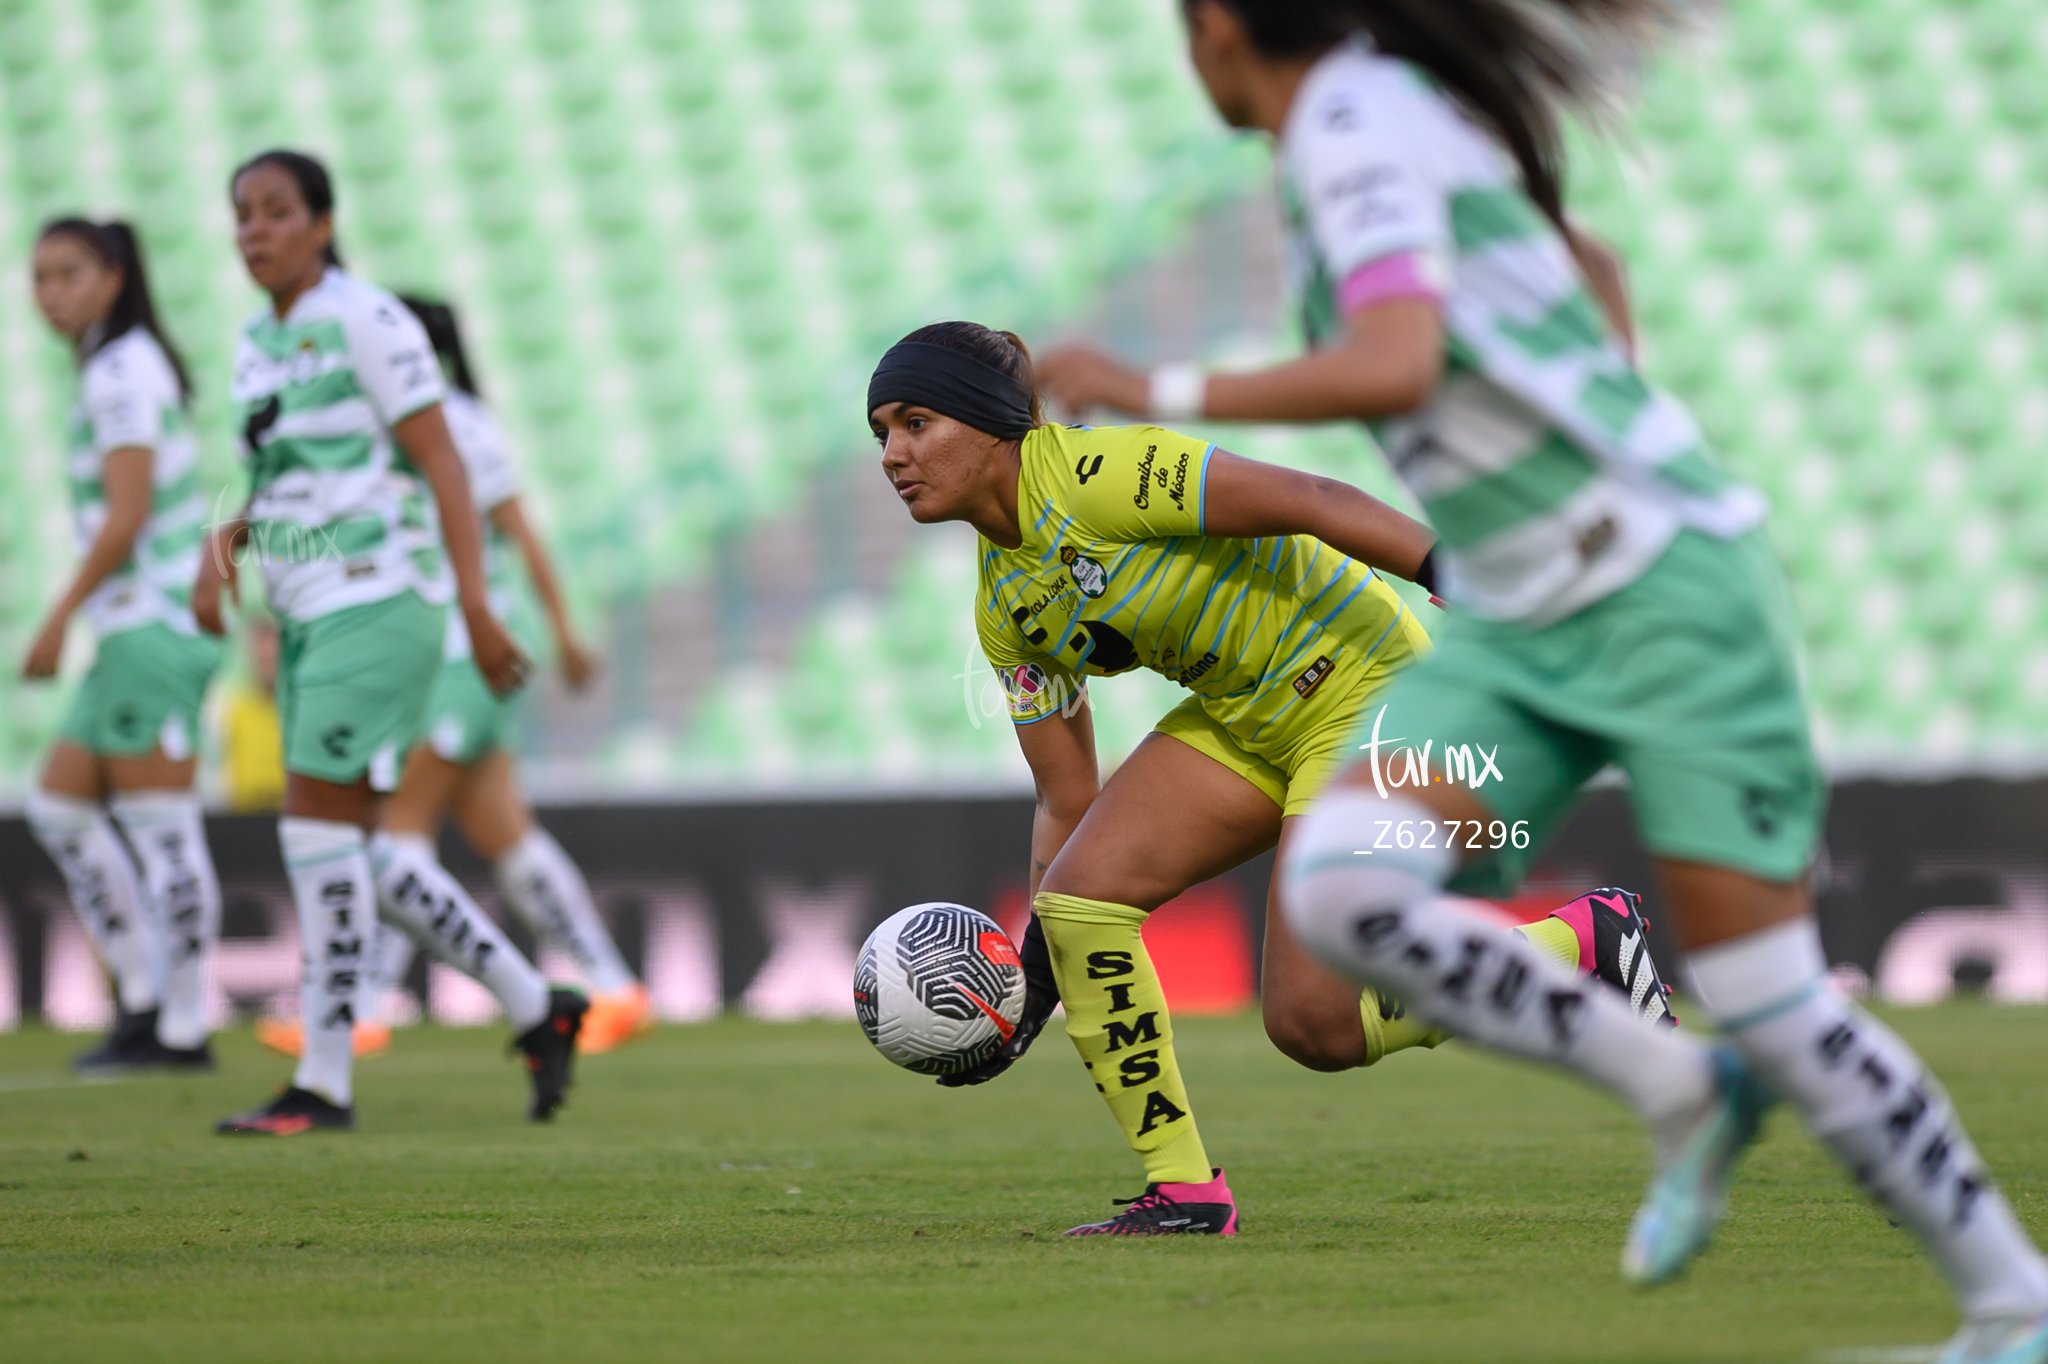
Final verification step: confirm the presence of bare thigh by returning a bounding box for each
[1038,731,1280,911]
[284,771,378,828]
[41,742,198,800]
[379,745,471,839]
[450,749,532,862]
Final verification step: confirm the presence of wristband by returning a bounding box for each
[1147,362,1206,423]
[1413,546,1439,594]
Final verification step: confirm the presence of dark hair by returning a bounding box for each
[1201,0,1676,230]
[397,295,481,397]
[230,148,343,267]
[37,217,193,402]
[895,321,1045,428]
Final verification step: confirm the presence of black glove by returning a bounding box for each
[937,914,1059,1087]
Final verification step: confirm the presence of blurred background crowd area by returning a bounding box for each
[2,0,2046,804]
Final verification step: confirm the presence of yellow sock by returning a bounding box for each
[1035,892,1212,1186]
[1518,916,1581,970]
[1359,988,1449,1066]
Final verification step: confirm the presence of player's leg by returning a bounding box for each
[26,731,168,1071]
[101,627,227,1061]
[1037,721,1283,1235]
[451,750,649,1051]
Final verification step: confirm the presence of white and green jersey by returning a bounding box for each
[439,387,522,662]
[67,327,208,637]
[1280,38,1765,625]
[230,267,450,623]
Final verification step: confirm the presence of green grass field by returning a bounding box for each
[0,1004,2041,1364]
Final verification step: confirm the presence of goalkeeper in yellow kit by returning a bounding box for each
[868,321,1677,1235]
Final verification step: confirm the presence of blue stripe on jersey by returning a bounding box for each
[1198,564,1259,662]
[986,565,1032,612]
[1181,548,1247,662]
[1247,598,1410,743]
[1039,514,1074,564]
[1102,545,1170,622]
[1195,443,1215,534]
[1030,500,1060,535]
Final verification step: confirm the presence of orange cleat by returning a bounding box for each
[254,1016,393,1059]
[576,985,656,1055]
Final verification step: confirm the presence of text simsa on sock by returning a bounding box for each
[370,832,548,1032]
[27,789,162,1014]
[494,827,633,995]
[1281,789,1711,1125]
[110,791,221,1049]
[1690,919,2048,1320]
[1035,891,1212,1187]
[280,817,373,1108]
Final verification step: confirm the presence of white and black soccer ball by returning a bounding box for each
[854,903,1026,1076]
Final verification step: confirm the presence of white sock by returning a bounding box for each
[1691,920,2048,1321]
[280,817,373,1108]
[26,789,162,1014]
[364,921,419,1017]
[109,792,220,1049]
[494,828,634,995]
[368,832,549,1031]
[1281,789,1713,1127]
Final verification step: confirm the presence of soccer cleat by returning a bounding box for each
[576,984,656,1055]
[515,988,589,1121]
[156,1041,217,1072]
[1622,1045,1771,1284]
[215,1086,356,1135]
[254,1016,392,1059]
[1939,1311,2048,1364]
[1552,887,1678,1027]
[1064,1167,1238,1237]
[72,1006,164,1073]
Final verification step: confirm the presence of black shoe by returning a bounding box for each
[1064,1168,1239,1236]
[1577,887,1679,1028]
[216,1086,355,1135]
[515,988,589,1122]
[158,1041,216,1072]
[72,1007,162,1073]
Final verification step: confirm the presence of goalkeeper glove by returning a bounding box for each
[936,913,1059,1087]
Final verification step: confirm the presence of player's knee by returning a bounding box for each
[1279,791,1452,969]
[1262,1002,1367,1073]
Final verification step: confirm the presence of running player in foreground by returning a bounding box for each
[23,218,225,1072]
[255,296,650,1059]
[202,150,586,1134]
[1046,4,2048,1358]
[869,322,1677,1237]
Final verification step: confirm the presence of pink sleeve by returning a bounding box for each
[1337,250,1444,315]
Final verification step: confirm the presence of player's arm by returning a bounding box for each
[490,496,597,691]
[938,684,1096,1089]
[1038,296,1444,424]
[394,404,529,697]
[23,447,151,678]
[1200,449,1437,583]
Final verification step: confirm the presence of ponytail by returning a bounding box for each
[36,216,193,403]
[1203,0,1681,229]
[397,294,482,398]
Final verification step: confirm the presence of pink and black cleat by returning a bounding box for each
[1064,1167,1238,1237]
[1549,887,1679,1027]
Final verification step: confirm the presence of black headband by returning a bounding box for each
[867,341,1034,440]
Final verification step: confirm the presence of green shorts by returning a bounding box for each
[1348,530,1825,893]
[59,623,224,759]
[277,591,446,790]
[421,656,520,765]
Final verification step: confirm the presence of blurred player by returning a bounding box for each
[200,150,586,1135]
[1045,4,2048,1358]
[868,322,1676,1237]
[254,296,650,1059]
[24,218,225,1072]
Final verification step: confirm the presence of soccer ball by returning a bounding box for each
[854,903,1026,1076]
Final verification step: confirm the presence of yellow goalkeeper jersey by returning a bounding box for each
[977,423,1425,757]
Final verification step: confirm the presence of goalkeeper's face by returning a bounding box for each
[872,403,1013,527]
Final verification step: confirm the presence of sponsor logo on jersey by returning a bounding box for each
[1059,545,1107,598]
[1292,654,1335,698]
[1175,651,1219,686]
[1002,662,1048,701]
[1132,443,1190,512]
[1074,454,1103,484]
